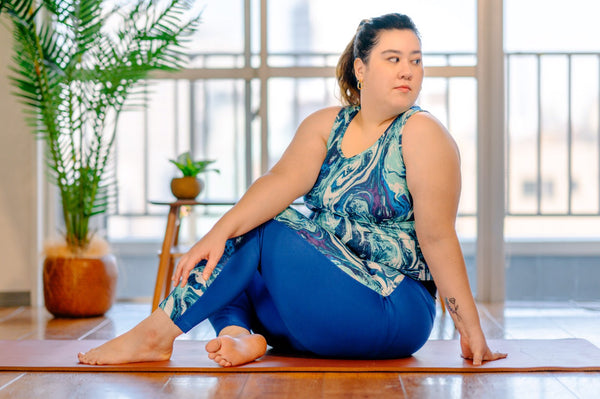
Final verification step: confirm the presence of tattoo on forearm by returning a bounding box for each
[445,297,462,322]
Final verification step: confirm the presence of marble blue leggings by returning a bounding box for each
[159,219,435,359]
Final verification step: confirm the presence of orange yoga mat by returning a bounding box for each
[1,338,599,373]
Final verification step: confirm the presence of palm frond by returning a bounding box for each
[4,0,200,253]
[2,0,36,20]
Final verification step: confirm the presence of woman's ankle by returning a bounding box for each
[137,309,183,346]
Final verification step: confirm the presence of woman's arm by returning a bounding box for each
[214,106,340,239]
[173,106,341,285]
[402,112,507,365]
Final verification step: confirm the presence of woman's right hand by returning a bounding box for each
[459,329,508,366]
[172,229,228,287]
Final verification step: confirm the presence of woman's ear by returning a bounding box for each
[354,57,365,82]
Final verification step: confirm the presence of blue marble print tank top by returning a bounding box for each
[275,105,432,296]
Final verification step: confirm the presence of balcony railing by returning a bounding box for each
[507,52,600,217]
[108,51,600,241]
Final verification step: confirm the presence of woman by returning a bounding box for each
[79,13,507,367]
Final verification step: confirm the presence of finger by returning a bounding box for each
[179,268,190,287]
[202,258,218,281]
[177,262,191,288]
[490,352,508,360]
[202,247,225,280]
[172,255,189,285]
[482,349,507,361]
[172,263,182,285]
[460,348,473,361]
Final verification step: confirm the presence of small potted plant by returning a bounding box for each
[169,152,219,199]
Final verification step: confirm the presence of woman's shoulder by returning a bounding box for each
[303,106,344,125]
[404,110,453,140]
[405,108,444,130]
[402,110,459,155]
[297,106,344,139]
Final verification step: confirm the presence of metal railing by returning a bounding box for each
[111,52,476,220]
[109,50,600,241]
[506,52,600,216]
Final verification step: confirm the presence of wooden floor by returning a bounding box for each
[0,301,599,398]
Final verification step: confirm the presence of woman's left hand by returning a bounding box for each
[460,332,508,366]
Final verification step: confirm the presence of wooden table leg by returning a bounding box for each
[152,204,180,311]
[164,258,176,300]
[164,210,183,299]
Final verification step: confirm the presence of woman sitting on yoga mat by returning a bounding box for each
[79,13,507,367]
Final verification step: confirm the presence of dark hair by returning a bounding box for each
[336,13,420,106]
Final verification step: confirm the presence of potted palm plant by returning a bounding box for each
[169,152,219,199]
[0,0,199,317]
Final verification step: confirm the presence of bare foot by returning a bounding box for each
[77,309,182,365]
[205,333,267,367]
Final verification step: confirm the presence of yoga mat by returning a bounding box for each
[1,339,599,373]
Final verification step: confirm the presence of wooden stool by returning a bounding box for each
[150,200,235,311]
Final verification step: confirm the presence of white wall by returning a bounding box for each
[0,17,39,303]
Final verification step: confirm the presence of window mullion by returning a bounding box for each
[476,0,506,302]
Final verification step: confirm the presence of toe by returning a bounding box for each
[205,338,221,353]
[78,352,93,365]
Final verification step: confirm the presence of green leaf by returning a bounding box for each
[3,0,200,253]
[169,152,219,177]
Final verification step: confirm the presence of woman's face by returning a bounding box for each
[354,29,424,114]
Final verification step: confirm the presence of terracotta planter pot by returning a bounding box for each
[170,176,204,199]
[43,254,118,318]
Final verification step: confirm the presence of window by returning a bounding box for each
[506,0,600,234]
[109,0,478,244]
[505,0,600,301]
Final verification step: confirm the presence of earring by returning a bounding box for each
[357,80,363,90]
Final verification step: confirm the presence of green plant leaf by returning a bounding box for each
[3,0,201,253]
[169,152,219,177]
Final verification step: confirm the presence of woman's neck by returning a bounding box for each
[355,105,399,133]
